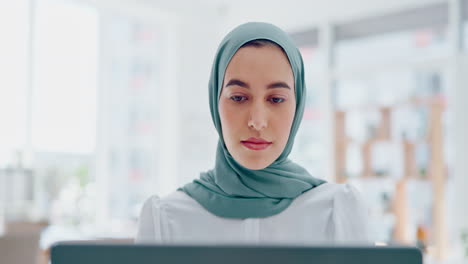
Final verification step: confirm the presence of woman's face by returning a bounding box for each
[219,44,296,170]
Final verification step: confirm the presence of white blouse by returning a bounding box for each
[135,182,372,245]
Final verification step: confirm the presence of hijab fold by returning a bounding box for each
[179,22,325,218]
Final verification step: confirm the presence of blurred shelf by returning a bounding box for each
[334,93,448,256]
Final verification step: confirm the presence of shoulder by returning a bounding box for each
[135,191,202,243]
[300,182,366,212]
[293,182,367,215]
[327,183,372,243]
[161,190,203,210]
[297,182,362,203]
[141,190,205,216]
[327,182,365,206]
[298,182,371,243]
[327,182,368,222]
[135,194,161,243]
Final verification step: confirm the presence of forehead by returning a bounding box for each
[223,45,294,83]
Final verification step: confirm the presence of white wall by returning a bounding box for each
[172,12,225,187]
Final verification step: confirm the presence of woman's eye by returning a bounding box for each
[270,97,285,104]
[230,96,248,102]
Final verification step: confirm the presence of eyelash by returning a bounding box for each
[230,96,285,104]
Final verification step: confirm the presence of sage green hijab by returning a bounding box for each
[179,22,325,218]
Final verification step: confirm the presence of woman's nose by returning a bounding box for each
[248,103,268,131]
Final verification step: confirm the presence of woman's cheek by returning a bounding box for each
[222,104,241,132]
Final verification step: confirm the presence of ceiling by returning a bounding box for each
[137,0,445,23]
[84,0,447,33]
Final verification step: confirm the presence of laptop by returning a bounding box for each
[51,243,422,264]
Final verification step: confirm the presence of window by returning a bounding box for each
[97,12,163,220]
[32,0,98,153]
[0,0,30,166]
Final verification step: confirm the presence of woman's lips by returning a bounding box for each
[241,137,272,151]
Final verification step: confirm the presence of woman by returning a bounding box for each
[136,22,371,244]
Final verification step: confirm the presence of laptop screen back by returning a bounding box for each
[51,243,422,264]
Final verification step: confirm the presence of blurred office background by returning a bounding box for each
[1,0,468,263]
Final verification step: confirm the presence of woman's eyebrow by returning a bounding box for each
[225,79,249,89]
[225,79,291,90]
[267,82,291,90]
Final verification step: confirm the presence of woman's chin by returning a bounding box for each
[236,158,272,170]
